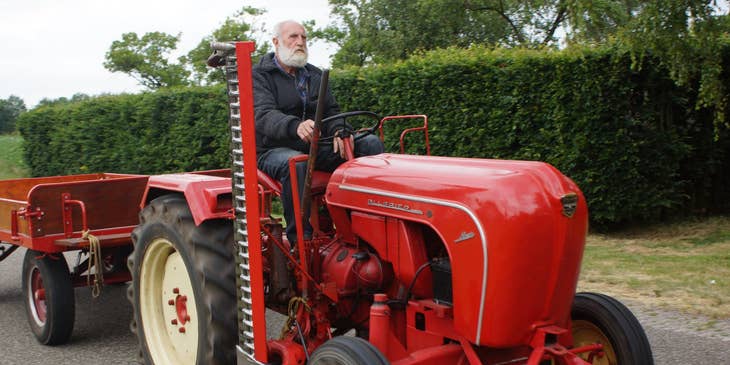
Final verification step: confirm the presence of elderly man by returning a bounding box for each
[253,20,384,244]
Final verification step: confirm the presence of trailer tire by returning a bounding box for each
[571,292,653,365]
[22,249,75,345]
[128,194,236,365]
[309,336,390,365]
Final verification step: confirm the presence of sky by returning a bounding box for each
[0,0,335,108]
[3,1,728,109]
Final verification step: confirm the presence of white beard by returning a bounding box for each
[277,43,308,68]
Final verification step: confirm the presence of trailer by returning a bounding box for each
[0,173,147,344]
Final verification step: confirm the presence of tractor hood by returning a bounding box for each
[326,154,589,347]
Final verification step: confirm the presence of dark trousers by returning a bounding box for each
[257,134,384,243]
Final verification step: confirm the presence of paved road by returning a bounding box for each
[1,247,728,364]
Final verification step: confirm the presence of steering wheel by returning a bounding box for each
[318,111,381,144]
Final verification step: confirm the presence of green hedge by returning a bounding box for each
[17,46,729,227]
[18,86,230,175]
[332,46,730,226]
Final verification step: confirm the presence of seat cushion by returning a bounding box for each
[257,169,330,196]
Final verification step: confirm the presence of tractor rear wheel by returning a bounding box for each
[21,249,75,345]
[571,292,653,365]
[128,194,236,365]
[309,336,389,365]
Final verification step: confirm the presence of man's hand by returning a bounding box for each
[333,134,354,159]
[297,119,316,142]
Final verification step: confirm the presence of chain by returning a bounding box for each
[280,296,312,340]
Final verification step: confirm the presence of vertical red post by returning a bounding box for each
[369,293,391,356]
[235,41,269,363]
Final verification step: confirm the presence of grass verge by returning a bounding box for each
[0,134,29,179]
[578,216,730,319]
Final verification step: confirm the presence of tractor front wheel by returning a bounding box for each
[21,249,75,345]
[571,292,653,365]
[128,194,236,365]
[309,336,390,365]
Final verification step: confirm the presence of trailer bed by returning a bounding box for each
[0,173,148,253]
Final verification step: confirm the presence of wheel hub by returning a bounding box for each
[572,320,615,365]
[28,266,47,325]
[168,288,191,332]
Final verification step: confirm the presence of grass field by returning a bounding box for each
[0,134,29,179]
[578,216,730,319]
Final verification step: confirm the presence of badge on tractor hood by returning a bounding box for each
[561,193,579,218]
[454,231,475,243]
[367,199,423,215]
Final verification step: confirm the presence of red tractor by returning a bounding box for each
[121,41,654,364]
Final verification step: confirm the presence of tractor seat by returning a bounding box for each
[257,169,331,196]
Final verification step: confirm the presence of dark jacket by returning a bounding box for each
[252,52,347,156]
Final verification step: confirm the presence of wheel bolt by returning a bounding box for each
[168,299,175,306]
[185,315,191,321]
[179,327,186,333]
[171,319,178,325]
[173,287,180,294]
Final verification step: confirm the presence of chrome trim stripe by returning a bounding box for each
[339,184,488,343]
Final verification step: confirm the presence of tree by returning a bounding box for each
[104,7,268,88]
[311,0,512,67]
[104,32,191,89]
[183,6,271,85]
[616,2,729,124]
[314,0,646,67]
[36,93,90,108]
[466,0,647,45]
[0,95,26,134]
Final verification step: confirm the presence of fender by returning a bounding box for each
[142,169,233,226]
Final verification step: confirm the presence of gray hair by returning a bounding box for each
[273,20,305,39]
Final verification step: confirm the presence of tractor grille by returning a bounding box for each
[432,259,453,306]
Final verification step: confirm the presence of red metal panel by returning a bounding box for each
[327,153,588,347]
[145,172,233,226]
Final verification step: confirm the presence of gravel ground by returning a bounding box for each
[625,300,730,364]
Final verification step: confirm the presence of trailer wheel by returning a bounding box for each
[21,249,75,345]
[309,336,389,365]
[571,292,653,365]
[128,194,236,365]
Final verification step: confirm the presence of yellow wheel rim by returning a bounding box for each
[140,237,199,365]
[572,320,617,365]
